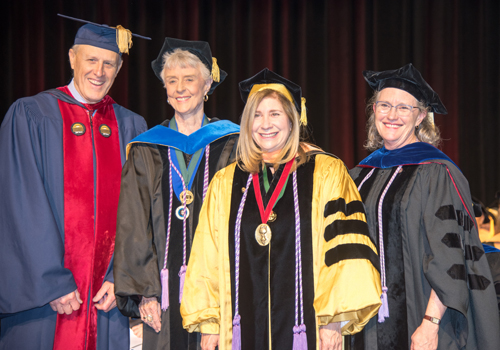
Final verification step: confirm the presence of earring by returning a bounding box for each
[167,99,170,105]
[415,125,420,130]
[204,95,209,102]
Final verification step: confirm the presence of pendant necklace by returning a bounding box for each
[252,159,294,246]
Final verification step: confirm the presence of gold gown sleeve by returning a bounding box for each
[311,155,382,335]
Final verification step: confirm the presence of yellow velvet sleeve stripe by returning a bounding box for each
[311,155,382,336]
[180,163,237,349]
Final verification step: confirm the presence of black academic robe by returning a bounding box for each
[347,143,500,350]
[114,118,239,350]
[483,244,500,321]
[0,89,147,350]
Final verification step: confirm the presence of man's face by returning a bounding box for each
[68,45,122,104]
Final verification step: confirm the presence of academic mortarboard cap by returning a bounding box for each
[239,68,308,125]
[58,14,151,55]
[151,37,227,95]
[363,63,448,114]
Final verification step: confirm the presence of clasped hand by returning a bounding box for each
[139,296,162,333]
[49,289,82,315]
[49,281,117,315]
[92,281,117,312]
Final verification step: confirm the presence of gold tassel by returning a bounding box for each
[211,57,220,82]
[115,25,133,54]
[300,97,307,126]
[428,111,434,124]
[488,219,495,240]
[428,111,435,130]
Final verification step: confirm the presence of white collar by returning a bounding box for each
[68,79,98,104]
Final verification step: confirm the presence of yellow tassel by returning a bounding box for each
[428,111,434,124]
[211,57,220,82]
[488,219,495,240]
[300,97,307,126]
[115,25,133,54]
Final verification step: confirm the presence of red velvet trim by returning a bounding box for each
[53,87,122,350]
[252,159,294,223]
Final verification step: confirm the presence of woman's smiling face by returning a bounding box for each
[163,65,209,119]
[374,88,426,150]
[252,96,292,161]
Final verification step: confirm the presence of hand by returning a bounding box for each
[92,281,117,312]
[319,322,342,350]
[411,320,439,350]
[201,333,219,350]
[49,289,83,315]
[131,323,143,338]
[139,296,162,333]
[411,289,445,350]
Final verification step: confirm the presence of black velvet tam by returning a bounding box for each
[239,68,303,114]
[151,37,227,94]
[363,63,448,115]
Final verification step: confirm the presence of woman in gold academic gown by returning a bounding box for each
[180,68,382,350]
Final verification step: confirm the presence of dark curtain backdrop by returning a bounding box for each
[2,0,500,204]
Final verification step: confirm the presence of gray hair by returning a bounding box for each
[160,48,211,85]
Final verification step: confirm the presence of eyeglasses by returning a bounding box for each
[375,101,420,116]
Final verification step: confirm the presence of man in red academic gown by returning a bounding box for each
[0,20,147,350]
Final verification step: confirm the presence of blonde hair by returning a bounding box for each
[236,89,308,173]
[364,90,441,151]
[160,48,211,86]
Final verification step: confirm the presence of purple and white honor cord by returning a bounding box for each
[357,168,375,192]
[202,146,210,201]
[292,170,307,349]
[231,174,253,350]
[159,149,175,310]
[160,146,210,310]
[374,165,402,322]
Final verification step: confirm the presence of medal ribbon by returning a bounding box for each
[262,164,289,204]
[252,159,294,224]
[169,116,208,199]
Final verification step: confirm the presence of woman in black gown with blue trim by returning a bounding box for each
[347,64,500,350]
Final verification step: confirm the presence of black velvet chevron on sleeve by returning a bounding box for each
[325,243,380,272]
[324,198,365,218]
[324,219,370,242]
